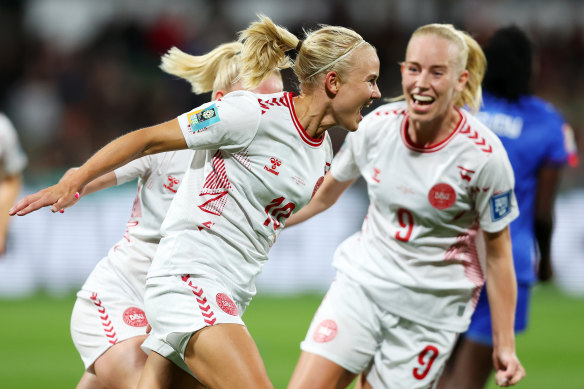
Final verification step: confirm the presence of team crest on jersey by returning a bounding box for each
[428,183,456,210]
[187,103,220,132]
[490,190,512,221]
[264,157,282,175]
[216,293,238,316]
[122,307,148,327]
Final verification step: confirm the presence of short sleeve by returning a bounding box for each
[330,111,379,182]
[330,134,361,182]
[473,149,519,233]
[177,91,261,153]
[114,155,154,185]
[0,114,27,176]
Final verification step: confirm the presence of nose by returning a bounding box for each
[416,70,431,89]
[372,83,381,100]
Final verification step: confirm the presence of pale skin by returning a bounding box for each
[65,74,285,389]
[0,173,22,255]
[287,34,524,389]
[10,46,380,389]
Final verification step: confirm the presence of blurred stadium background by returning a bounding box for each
[0,0,583,387]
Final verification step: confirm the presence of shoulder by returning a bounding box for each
[359,101,407,133]
[218,90,262,110]
[459,109,507,156]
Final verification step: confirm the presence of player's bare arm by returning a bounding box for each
[9,118,185,216]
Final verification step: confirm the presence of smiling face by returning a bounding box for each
[401,34,468,127]
[332,45,381,131]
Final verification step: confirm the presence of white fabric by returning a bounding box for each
[0,113,28,176]
[330,101,518,332]
[149,91,333,309]
[300,272,457,388]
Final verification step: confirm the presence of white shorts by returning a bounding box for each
[71,268,149,369]
[141,274,247,377]
[300,272,458,389]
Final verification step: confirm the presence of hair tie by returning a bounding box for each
[296,40,303,52]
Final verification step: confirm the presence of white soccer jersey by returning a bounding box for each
[0,113,27,177]
[82,149,193,295]
[331,101,518,332]
[149,91,333,307]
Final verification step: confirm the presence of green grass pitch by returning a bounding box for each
[0,283,582,388]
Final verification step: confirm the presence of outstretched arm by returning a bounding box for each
[286,172,355,228]
[10,118,186,216]
[484,227,526,387]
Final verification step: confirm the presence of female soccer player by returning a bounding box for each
[67,42,283,389]
[437,25,577,389]
[286,23,525,389]
[10,15,381,389]
[0,113,27,255]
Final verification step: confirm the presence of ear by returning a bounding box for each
[324,71,340,95]
[213,90,226,101]
[455,69,469,93]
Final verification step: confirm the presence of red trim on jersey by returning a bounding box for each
[401,108,465,153]
[284,92,325,147]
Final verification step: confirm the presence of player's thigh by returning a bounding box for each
[92,335,148,389]
[365,316,458,389]
[288,350,357,389]
[185,323,272,389]
[138,351,207,389]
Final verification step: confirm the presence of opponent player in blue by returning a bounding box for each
[437,25,578,389]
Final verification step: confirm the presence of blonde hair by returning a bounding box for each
[160,42,244,96]
[238,14,372,91]
[407,24,486,113]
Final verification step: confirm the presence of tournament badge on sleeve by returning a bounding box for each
[188,103,221,133]
[490,190,512,221]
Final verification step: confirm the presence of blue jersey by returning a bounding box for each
[476,92,577,284]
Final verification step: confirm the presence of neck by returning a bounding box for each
[408,107,460,147]
[293,93,335,139]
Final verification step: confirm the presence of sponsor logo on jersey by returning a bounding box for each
[123,307,148,327]
[313,319,338,343]
[163,175,180,193]
[490,190,512,221]
[216,293,238,316]
[264,157,281,175]
[187,103,220,132]
[428,183,456,210]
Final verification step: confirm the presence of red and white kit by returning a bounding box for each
[301,101,518,388]
[70,149,193,369]
[142,91,332,369]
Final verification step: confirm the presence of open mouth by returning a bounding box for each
[412,94,435,106]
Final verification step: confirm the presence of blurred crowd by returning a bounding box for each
[1,0,583,188]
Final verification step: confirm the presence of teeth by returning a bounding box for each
[413,94,433,102]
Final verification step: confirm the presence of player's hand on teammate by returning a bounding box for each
[493,349,526,386]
